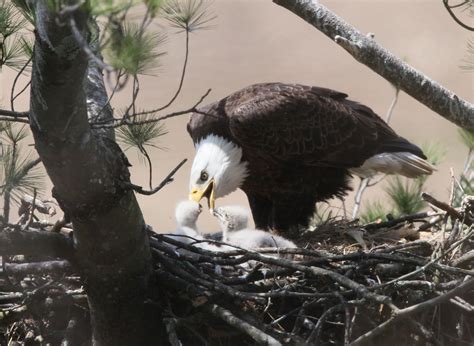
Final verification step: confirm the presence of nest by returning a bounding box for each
[1,194,473,345]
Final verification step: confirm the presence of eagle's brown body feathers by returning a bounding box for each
[188,83,428,230]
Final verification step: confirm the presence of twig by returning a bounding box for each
[91,89,212,129]
[443,0,474,31]
[18,194,56,217]
[4,260,72,276]
[123,75,140,120]
[128,159,187,195]
[51,213,71,233]
[139,144,154,190]
[452,250,474,268]
[364,211,440,230]
[308,304,343,344]
[20,189,37,231]
[449,296,474,312]
[144,29,191,114]
[10,57,32,112]
[376,226,474,288]
[0,109,29,118]
[207,304,282,346]
[462,148,472,176]
[385,86,400,123]
[421,192,469,225]
[350,278,474,345]
[0,116,29,124]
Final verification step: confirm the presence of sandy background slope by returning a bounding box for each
[2,0,473,232]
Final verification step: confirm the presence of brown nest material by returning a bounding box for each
[0,193,473,345]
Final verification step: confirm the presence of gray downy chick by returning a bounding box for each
[172,200,225,253]
[169,200,204,244]
[213,205,249,242]
[213,205,297,250]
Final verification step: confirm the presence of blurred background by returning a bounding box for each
[2,0,473,232]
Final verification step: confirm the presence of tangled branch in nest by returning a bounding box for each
[0,194,473,345]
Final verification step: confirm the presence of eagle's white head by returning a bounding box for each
[189,135,249,210]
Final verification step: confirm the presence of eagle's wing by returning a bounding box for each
[222,83,421,168]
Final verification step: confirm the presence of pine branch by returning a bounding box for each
[273,0,474,130]
[0,109,29,118]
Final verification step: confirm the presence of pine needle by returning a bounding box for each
[421,141,447,166]
[360,200,390,224]
[458,129,474,150]
[162,0,216,32]
[2,34,30,70]
[116,116,168,153]
[1,147,44,203]
[105,21,166,75]
[0,0,27,38]
[385,176,425,216]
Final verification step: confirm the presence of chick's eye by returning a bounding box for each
[200,171,208,181]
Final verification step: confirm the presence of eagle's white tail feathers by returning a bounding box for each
[351,152,435,179]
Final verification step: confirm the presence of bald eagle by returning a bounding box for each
[187,83,434,231]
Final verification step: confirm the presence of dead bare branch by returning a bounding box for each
[273,0,474,130]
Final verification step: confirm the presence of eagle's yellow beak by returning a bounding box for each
[189,179,215,211]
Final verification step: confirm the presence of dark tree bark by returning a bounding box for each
[27,2,162,344]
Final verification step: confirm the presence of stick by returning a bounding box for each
[4,260,72,276]
[421,192,469,225]
[207,304,282,346]
[350,278,474,345]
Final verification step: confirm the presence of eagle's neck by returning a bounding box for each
[194,135,249,198]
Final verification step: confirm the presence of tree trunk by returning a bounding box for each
[28,2,163,344]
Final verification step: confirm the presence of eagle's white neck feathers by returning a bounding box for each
[190,135,249,198]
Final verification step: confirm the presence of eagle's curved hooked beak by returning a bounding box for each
[189,179,215,211]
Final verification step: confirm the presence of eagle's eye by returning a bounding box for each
[200,171,209,182]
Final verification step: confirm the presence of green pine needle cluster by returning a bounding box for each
[458,129,474,150]
[461,38,474,71]
[162,0,215,32]
[2,36,26,69]
[359,200,390,224]
[453,130,473,207]
[116,117,168,155]
[1,147,43,203]
[0,0,26,35]
[385,176,425,216]
[421,141,446,166]
[0,123,44,206]
[0,0,31,70]
[10,0,34,23]
[105,22,166,76]
[144,0,165,17]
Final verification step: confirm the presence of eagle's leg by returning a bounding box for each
[270,194,317,235]
[247,193,273,230]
